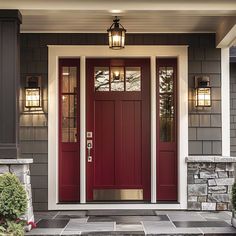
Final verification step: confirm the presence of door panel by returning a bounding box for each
[157,58,177,201]
[59,59,80,202]
[86,58,150,201]
[94,100,115,187]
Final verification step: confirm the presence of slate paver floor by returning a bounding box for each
[26,210,236,235]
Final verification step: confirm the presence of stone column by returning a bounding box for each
[0,10,22,158]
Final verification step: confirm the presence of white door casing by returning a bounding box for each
[48,45,188,210]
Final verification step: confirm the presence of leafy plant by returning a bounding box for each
[0,173,28,235]
[0,173,27,219]
[232,182,236,210]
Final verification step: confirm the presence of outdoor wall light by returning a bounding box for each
[25,76,41,108]
[195,76,211,107]
[107,16,126,49]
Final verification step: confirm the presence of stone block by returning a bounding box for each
[198,196,207,202]
[0,165,9,174]
[202,202,216,211]
[216,203,228,211]
[215,163,226,171]
[228,171,235,178]
[195,179,207,184]
[208,186,227,194]
[194,174,199,179]
[188,163,200,171]
[218,171,228,178]
[211,194,230,202]
[188,184,207,196]
[187,174,194,184]
[199,171,218,179]
[226,163,234,171]
[208,179,216,186]
[188,201,201,210]
[188,196,198,202]
[215,178,234,186]
[10,164,29,174]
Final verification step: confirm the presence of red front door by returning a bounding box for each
[86,58,151,201]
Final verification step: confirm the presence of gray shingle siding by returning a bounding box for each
[230,62,236,156]
[19,33,222,210]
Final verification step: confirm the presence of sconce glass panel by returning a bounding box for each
[195,87,211,107]
[25,87,40,108]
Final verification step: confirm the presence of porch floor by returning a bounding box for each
[26,210,236,235]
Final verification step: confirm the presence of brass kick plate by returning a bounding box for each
[93,189,143,201]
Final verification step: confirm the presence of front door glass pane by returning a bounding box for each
[126,67,141,91]
[94,67,109,91]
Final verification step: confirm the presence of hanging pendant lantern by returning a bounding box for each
[107,16,126,49]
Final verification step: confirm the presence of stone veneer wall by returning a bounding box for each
[187,157,236,211]
[0,159,34,222]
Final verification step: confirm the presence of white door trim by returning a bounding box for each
[48,45,188,210]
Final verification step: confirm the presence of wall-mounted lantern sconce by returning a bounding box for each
[25,76,41,109]
[107,16,126,50]
[195,76,211,107]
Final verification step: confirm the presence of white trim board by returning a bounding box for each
[48,45,188,210]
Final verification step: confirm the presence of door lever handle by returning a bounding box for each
[87,140,93,162]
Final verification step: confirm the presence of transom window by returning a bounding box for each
[94,66,141,92]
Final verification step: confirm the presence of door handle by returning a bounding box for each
[87,140,93,162]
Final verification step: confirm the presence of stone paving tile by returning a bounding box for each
[200,226,236,234]
[115,224,144,231]
[199,211,232,221]
[61,231,82,235]
[34,211,59,220]
[65,222,115,232]
[56,215,88,220]
[142,221,202,235]
[58,211,87,216]
[36,219,69,228]
[88,215,168,224]
[25,228,63,235]
[87,210,155,216]
[166,213,205,221]
[173,220,230,228]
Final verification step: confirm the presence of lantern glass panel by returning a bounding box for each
[196,87,211,107]
[25,88,40,107]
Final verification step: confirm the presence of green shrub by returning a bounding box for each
[232,182,236,210]
[0,173,27,219]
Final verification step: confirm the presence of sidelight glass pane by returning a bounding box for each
[95,67,110,91]
[126,67,141,91]
[62,66,77,93]
[61,94,77,142]
[160,117,174,142]
[111,67,124,91]
[159,67,174,93]
[159,94,174,117]
[158,65,175,142]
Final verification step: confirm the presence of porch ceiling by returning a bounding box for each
[0,0,236,33]
[19,10,236,33]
